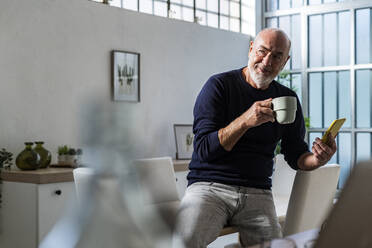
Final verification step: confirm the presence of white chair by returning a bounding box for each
[271,154,297,227]
[73,167,95,201]
[283,164,340,236]
[132,156,181,228]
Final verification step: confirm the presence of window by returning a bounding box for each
[96,0,254,35]
[265,1,372,188]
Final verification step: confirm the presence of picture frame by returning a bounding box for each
[112,50,140,102]
[174,124,194,160]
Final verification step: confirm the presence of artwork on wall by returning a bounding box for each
[174,124,194,160]
[112,50,140,102]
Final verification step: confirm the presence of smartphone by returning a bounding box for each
[321,118,346,145]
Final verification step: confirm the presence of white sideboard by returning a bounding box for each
[0,168,75,248]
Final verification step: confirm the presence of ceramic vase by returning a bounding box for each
[15,142,40,170]
[33,141,51,169]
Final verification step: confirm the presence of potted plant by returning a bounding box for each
[57,146,82,167]
[0,148,13,209]
[57,145,69,166]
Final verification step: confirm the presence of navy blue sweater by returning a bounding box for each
[187,68,309,189]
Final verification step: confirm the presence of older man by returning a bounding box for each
[175,28,337,247]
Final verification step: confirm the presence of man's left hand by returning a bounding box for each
[311,133,337,167]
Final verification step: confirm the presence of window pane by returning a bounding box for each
[324,72,337,127]
[309,15,322,67]
[110,0,121,7]
[230,1,240,18]
[309,73,323,128]
[279,0,290,10]
[292,0,303,8]
[182,7,194,22]
[356,8,372,64]
[170,4,182,19]
[230,18,240,32]
[324,13,337,66]
[339,11,350,65]
[324,0,337,3]
[292,73,302,103]
[309,0,322,4]
[292,14,301,69]
[279,16,290,70]
[242,5,250,22]
[220,16,229,30]
[338,133,351,188]
[140,0,153,14]
[207,0,218,12]
[266,17,278,28]
[221,0,229,15]
[242,21,250,35]
[356,70,372,128]
[207,13,218,28]
[266,0,278,12]
[309,132,323,150]
[339,71,351,128]
[195,10,207,25]
[123,0,138,11]
[154,1,167,17]
[357,133,372,162]
[171,0,181,3]
[183,0,193,7]
[196,0,206,10]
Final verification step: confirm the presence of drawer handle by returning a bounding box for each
[55,190,62,195]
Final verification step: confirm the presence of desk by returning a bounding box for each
[172,159,190,171]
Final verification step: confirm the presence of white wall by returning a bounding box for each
[0,0,250,164]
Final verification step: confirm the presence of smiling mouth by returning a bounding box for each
[256,66,271,74]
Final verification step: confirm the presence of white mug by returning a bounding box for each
[272,96,297,124]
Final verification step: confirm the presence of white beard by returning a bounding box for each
[247,60,275,89]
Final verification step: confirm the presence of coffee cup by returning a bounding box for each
[272,96,297,124]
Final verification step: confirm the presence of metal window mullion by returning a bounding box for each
[321,72,325,128]
[138,0,140,11]
[239,0,242,32]
[228,0,230,30]
[350,8,356,170]
[218,0,221,28]
[193,0,196,22]
[302,11,309,143]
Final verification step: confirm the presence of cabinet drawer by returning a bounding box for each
[38,182,76,242]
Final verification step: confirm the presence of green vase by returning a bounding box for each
[15,142,40,170]
[33,141,51,169]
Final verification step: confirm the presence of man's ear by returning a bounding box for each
[249,41,254,53]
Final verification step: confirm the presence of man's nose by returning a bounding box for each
[262,53,272,66]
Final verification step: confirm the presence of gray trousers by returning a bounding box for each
[175,182,282,248]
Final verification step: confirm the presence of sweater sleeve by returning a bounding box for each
[280,97,310,170]
[192,77,229,162]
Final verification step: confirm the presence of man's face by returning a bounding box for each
[248,31,290,89]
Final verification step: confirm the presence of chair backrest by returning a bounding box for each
[133,156,180,205]
[272,154,297,197]
[283,164,340,236]
[73,167,95,201]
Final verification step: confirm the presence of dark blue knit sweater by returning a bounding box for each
[187,67,309,189]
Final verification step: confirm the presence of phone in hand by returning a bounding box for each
[321,118,346,145]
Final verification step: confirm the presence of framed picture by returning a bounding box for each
[174,124,194,160]
[112,50,140,102]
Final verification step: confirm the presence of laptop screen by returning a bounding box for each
[315,161,372,248]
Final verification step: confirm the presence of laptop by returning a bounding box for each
[314,160,372,248]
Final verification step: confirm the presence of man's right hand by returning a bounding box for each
[241,98,275,129]
[218,98,275,151]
